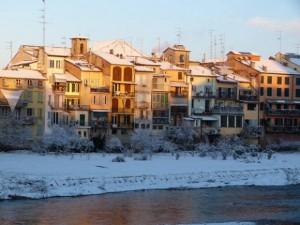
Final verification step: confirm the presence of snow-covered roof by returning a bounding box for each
[216,75,237,83]
[44,47,71,57]
[92,51,133,66]
[0,69,46,80]
[227,74,250,83]
[227,50,259,56]
[53,73,81,83]
[92,40,144,57]
[127,56,159,66]
[65,59,101,71]
[134,66,153,72]
[160,61,186,71]
[289,58,300,66]
[189,65,215,77]
[241,59,300,75]
[10,60,38,67]
[190,115,218,121]
[163,44,190,52]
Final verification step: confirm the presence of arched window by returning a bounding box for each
[125,99,131,109]
[113,67,122,81]
[124,67,133,81]
[80,43,84,54]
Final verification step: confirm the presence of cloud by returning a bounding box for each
[247,17,300,35]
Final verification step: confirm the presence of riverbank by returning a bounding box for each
[0,152,300,200]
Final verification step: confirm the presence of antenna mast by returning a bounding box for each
[41,0,46,47]
[209,29,214,61]
[176,27,182,44]
[277,31,282,53]
[6,41,13,60]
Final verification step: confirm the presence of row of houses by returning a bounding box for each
[0,36,299,143]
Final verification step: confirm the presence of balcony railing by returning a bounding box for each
[65,105,89,111]
[22,116,36,125]
[192,108,212,115]
[217,92,237,100]
[213,105,243,114]
[90,87,110,93]
[239,94,258,101]
[112,123,134,129]
[112,108,134,114]
[112,92,135,97]
[135,101,150,109]
[152,117,169,124]
[193,91,215,98]
[265,109,300,116]
[170,92,188,98]
[266,126,300,133]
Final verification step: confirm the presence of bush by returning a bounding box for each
[112,156,125,162]
[134,154,149,161]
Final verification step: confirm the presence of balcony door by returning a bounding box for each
[205,100,210,113]
[79,114,85,126]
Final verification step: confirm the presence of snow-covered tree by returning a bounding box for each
[42,126,94,153]
[0,113,31,151]
[105,136,123,153]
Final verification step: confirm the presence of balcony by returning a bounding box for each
[265,109,300,117]
[170,92,188,106]
[152,117,169,125]
[217,91,237,100]
[239,94,258,101]
[192,108,212,115]
[193,91,215,98]
[112,123,134,129]
[65,104,89,111]
[213,105,243,114]
[112,108,134,114]
[135,101,150,109]
[90,86,110,93]
[22,116,36,125]
[112,91,135,97]
[52,85,66,92]
[91,120,109,128]
[266,126,300,133]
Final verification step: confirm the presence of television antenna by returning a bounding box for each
[6,41,13,60]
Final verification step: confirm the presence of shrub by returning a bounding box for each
[112,156,125,162]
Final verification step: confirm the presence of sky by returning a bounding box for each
[0,0,300,67]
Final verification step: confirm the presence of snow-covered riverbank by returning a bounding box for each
[0,152,300,200]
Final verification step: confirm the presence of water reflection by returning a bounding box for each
[0,185,300,225]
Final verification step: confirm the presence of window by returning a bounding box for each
[260,76,264,84]
[267,76,272,84]
[72,83,75,92]
[55,60,61,68]
[141,124,145,129]
[284,88,289,97]
[38,108,43,118]
[49,60,55,68]
[247,103,256,111]
[260,87,264,96]
[267,87,272,96]
[38,92,43,103]
[179,54,184,63]
[296,78,300,86]
[124,67,133,81]
[178,72,183,80]
[83,131,87,137]
[125,99,131,109]
[277,77,282,84]
[275,118,283,126]
[285,77,289,85]
[27,80,33,87]
[296,89,300,97]
[113,67,122,81]
[284,104,288,109]
[135,123,139,129]
[221,115,227,128]
[260,102,264,110]
[236,116,242,128]
[276,104,281,110]
[228,116,235,128]
[80,43,84,54]
[277,88,282,97]
[78,131,82,136]
[38,81,43,87]
[16,79,21,86]
[27,108,33,116]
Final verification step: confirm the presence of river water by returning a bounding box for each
[0,185,300,225]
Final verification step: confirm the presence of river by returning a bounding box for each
[0,185,300,225]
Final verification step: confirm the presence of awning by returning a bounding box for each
[0,89,23,112]
[53,73,80,83]
[191,115,218,121]
[91,109,111,112]
[170,81,188,88]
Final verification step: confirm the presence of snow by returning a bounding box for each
[135,66,154,72]
[0,69,46,80]
[290,58,300,66]
[92,39,145,57]
[92,51,133,66]
[242,59,300,75]
[160,61,187,71]
[53,73,81,82]
[44,46,71,57]
[217,75,237,83]
[190,65,215,77]
[0,152,300,200]
[181,223,254,225]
